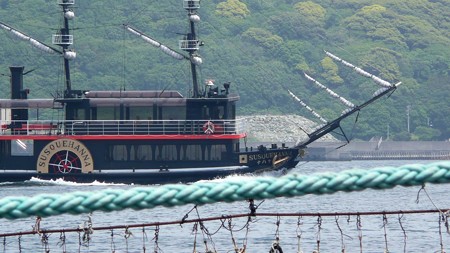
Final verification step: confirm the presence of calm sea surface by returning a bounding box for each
[1,160,449,253]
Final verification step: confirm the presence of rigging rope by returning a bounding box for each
[3,209,447,239]
[0,161,449,220]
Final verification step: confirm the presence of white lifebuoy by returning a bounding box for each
[203,121,215,134]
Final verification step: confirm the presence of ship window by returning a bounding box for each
[201,106,210,120]
[155,145,177,161]
[28,108,55,120]
[71,108,86,120]
[136,145,152,161]
[129,146,135,161]
[162,106,185,120]
[97,106,120,120]
[0,141,10,156]
[212,106,225,119]
[230,104,235,119]
[11,139,34,156]
[129,106,153,120]
[111,145,128,161]
[184,144,202,160]
[163,145,177,160]
[210,144,225,160]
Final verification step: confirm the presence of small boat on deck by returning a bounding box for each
[0,0,399,184]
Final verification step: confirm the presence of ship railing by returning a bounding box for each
[52,34,73,45]
[179,40,200,50]
[0,120,60,136]
[183,0,200,9]
[0,119,246,136]
[57,0,75,5]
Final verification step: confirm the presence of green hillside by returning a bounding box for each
[0,0,448,141]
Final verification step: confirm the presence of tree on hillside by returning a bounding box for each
[344,5,405,46]
[294,1,327,25]
[267,1,326,40]
[242,27,283,50]
[360,48,402,81]
[320,57,343,84]
[215,0,250,19]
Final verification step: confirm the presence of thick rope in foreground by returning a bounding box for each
[0,161,449,220]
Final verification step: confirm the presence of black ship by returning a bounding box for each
[0,0,400,184]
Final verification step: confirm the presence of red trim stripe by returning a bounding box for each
[0,133,247,141]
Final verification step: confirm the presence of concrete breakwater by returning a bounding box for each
[304,141,450,161]
[245,140,450,161]
[241,115,450,161]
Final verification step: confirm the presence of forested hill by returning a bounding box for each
[0,0,448,141]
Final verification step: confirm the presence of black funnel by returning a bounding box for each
[10,66,26,99]
[9,66,28,121]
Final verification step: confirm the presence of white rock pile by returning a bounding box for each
[239,114,337,143]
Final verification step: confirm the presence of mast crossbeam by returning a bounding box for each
[52,34,73,45]
[183,0,200,9]
[57,0,75,5]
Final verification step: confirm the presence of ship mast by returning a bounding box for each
[54,0,76,98]
[124,1,203,97]
[0,0,77,98]
[181,0,202,98]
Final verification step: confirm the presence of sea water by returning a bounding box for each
[0,160,449,252]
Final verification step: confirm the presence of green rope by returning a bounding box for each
[1,161,449,220]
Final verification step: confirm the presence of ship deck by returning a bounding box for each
[0,119,246,138]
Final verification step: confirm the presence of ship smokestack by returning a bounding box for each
[10,66,27,99]
[10,66,29,121]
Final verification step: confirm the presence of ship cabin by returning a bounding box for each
[61,85,240,136]
[1,68,246,170]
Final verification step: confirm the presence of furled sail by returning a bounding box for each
[324,50,393,88]
[304,73,355,108]
[288,90,328,124]
[0,22,60,55]
[124,24,186,60]
[290,51,400,149]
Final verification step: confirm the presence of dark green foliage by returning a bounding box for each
[0,0,448,140]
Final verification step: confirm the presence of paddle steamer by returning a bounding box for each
[0,0,399,184]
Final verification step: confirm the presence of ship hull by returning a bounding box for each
[0,136,300,184]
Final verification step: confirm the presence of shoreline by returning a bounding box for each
[246,140,450,161]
